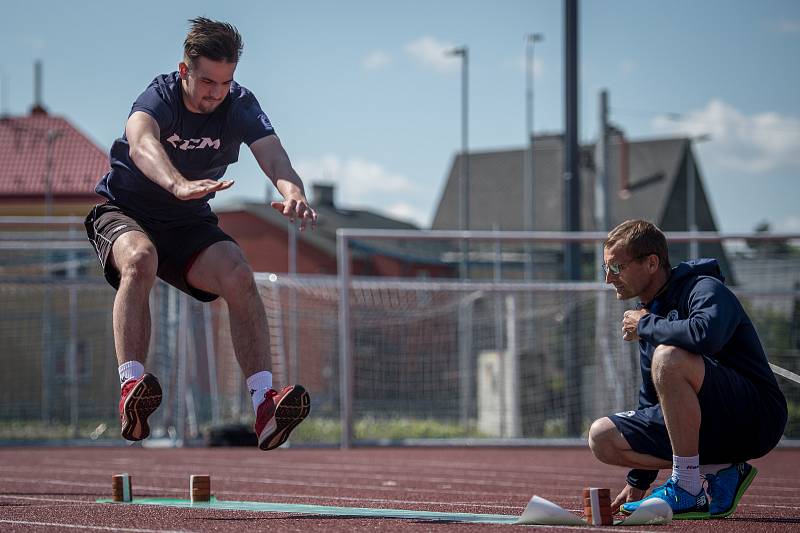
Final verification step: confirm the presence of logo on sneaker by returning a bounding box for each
[696,493,708,508]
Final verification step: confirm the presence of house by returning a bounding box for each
[216,183,453,278]
[0,106,112,423]
[0,108,108,217]
[431,132,737,436]
[432,132,732,280]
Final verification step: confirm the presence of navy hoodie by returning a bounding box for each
[627,258,787,489]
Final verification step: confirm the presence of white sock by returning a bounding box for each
[700,463,732,476]
[672,454,702,495]
[118,361,145,386]
[246,371,273,413]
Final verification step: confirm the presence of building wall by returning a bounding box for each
[0,197,99,217]
[218,211,336,274]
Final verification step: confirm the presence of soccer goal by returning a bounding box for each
[1,220,798,447]
[256,229,800,448]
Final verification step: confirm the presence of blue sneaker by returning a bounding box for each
[706,463,758,518]
[621,478,710,519]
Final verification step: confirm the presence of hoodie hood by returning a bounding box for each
[669,258,725,286]
[646,258,724,314]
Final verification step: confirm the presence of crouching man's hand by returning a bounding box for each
[611,484,646,514]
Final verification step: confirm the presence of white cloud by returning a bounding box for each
[405,36,460,73]
[509,56,544,79]
[651,99,800,174]
[297,154,414,200]
[362,49,391,70]
[385,202,427,225]
[777,215,800,233]
[776,19,800,33]
[620,59,637,75]
[296,155,428,226]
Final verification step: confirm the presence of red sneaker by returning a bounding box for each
[119,373,162,441]
[255,385,310,450]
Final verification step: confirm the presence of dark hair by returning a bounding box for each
[604,219,671,272]
[184,17,243,67]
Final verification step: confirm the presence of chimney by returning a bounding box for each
[30,60,47,115]
[313,183,335,207]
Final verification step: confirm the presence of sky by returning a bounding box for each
[1,0,798,232]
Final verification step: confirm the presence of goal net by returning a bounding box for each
[1,225,798,447]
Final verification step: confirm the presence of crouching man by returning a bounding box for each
[588,219,786,519]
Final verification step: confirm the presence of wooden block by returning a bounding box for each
[112,473,132,502]
[582,487,610,498]
[190,474,211,502]
[583,487,613,526]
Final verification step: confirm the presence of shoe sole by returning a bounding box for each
[121,374,163,441]
[711,465,758,519]
[259,385,311,451]
[621,492,711,520]
[672,511,711,520]
[623,506,711,520]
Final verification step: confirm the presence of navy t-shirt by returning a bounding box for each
[95,72,275,226]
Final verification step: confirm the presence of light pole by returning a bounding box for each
[42,128,63,424]
[446,46,472,427]
[44,129,63,217]
[447,46,469,279]
[524,33,543,281]
[688,134,711,259]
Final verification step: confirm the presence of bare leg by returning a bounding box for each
[589,345,705,467]
[186,241,270,377]
[589,417,672,470]
[651,345,705,457]
[110,231,158,366]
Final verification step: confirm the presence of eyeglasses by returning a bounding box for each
[601,254,654,276]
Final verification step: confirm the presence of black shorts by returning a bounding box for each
[84,202,236,302]
[609,356,786,464]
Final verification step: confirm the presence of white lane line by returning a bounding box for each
[746,503,800,510]
[0,480,523,512]
[0,468,532,499]
[1,460,549,488]
[3,454,613,480]
[0,518,191,533]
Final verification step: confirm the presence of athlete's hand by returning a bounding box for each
[271,196,317,231]
[611,484,646,514]
[622,308,648,341]
[172,179,234,201]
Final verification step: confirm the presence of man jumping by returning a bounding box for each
[85,17,314,450]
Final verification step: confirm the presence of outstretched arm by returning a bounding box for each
[251,134,317,231]
[126,111,234,200]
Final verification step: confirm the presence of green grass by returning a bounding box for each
[288,416,490,443]
[0,419,117,441]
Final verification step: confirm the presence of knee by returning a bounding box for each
[588,417,619,464]
[219,260,257,298]
[117,245,157,285]
[651,344,693,386]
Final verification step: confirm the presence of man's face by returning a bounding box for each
[603,244,653,300]
[179,56,236,114]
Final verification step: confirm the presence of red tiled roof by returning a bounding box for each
[0,113,110,197]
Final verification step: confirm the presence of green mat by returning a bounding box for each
[97,496,520,525]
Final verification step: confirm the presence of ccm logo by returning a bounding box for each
[166,134,221,150]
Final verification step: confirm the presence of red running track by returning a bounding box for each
[0,446,798,532]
